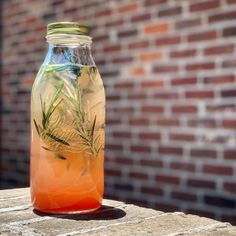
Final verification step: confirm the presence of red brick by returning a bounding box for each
[106,144,123,151]
[222,119,236,129]
[170,161,195,172]
[51,0,64,6]
[104,44,121,53]
[171,77,197,86]
[129,118,150,126]
[128,92,147,100]
[144,23,169,34]
[155,36,181,46]
[131,145,151,153]
[105,19,124,28]
[139,52,163,62]
[153,65,178,73]
[201,135,231,145]
[114,183,133,191]
[190,148,217,159]
[223,26,236,37]
[142,105,164,114]
[221,89,236,97]
[175,18,201,29]
[113,107,133,116]
[117,29,138,38]
[129,172,148,180]
[155,174,180,185]
[106,94,120,101]
[169,133,195,142]
[113,131,131,138]
[114,82,134,89]
[224,150,236,160]
[188,31,217,42]
[118,2,138,13]
[185,90,214,99]
[21,77,33,87]
[112,56,133,64]
[95,8,111,18]
[116,156,133,165]
[172,105,197,114]
[172,191,197,202]
[139,132,161,140]
[25,37,37,46]
[101,70,119,77]
[105,168,121,177]
[207,103,236,112]
[204,44,234,55]
[131,13,151,23]
[222,59,236,68]
[63,7,77,14]
[187,178,216,189]
[93,34,109,42]
[190,0,220,12]
[156,118,180,127]
[140,80,163,88]
[141,186,163,195]
[227,0,236,4]
[140,159,163,167]
[170,49,196,58]
[144,0,167,7]
[205,195,235,208]
[159,145,183,155]
[7,8,27,18]
[186,62,215,71]
[203,165,233,176]
[130,66,147,76]
[224,182,236,193]
[158,6,182,17]
[95,59,106,66]
[154,91,178,99]
[209,10,236,23]
[204,74,234,84]
[187,119,216,128]
[128,40,149,50]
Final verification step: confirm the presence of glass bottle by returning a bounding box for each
[30,22,105,213]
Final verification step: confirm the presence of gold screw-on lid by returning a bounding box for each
[47,22,91,36]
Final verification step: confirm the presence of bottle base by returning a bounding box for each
[34,206,101,215]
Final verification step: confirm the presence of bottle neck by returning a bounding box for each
[44,34,95,66]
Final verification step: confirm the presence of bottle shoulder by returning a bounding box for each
[32,64,103,91]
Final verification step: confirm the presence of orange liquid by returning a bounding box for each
[30,128,104,213]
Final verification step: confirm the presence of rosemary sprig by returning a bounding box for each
[33,83,70,149]
[62,81,103,156]
[33,65,104,158]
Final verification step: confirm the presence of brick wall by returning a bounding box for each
[1,0,236,224]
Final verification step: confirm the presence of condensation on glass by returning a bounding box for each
[30,22,105,213]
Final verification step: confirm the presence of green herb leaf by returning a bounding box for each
[41,146,52,151]
[90,115,96,140]
[33,119,40,136]
[46,132,70,146]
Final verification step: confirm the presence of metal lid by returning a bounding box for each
[47,22,91,36]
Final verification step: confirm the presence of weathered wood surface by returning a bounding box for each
[0,188,235,235]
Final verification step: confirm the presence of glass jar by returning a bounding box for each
[30,22,105,213]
